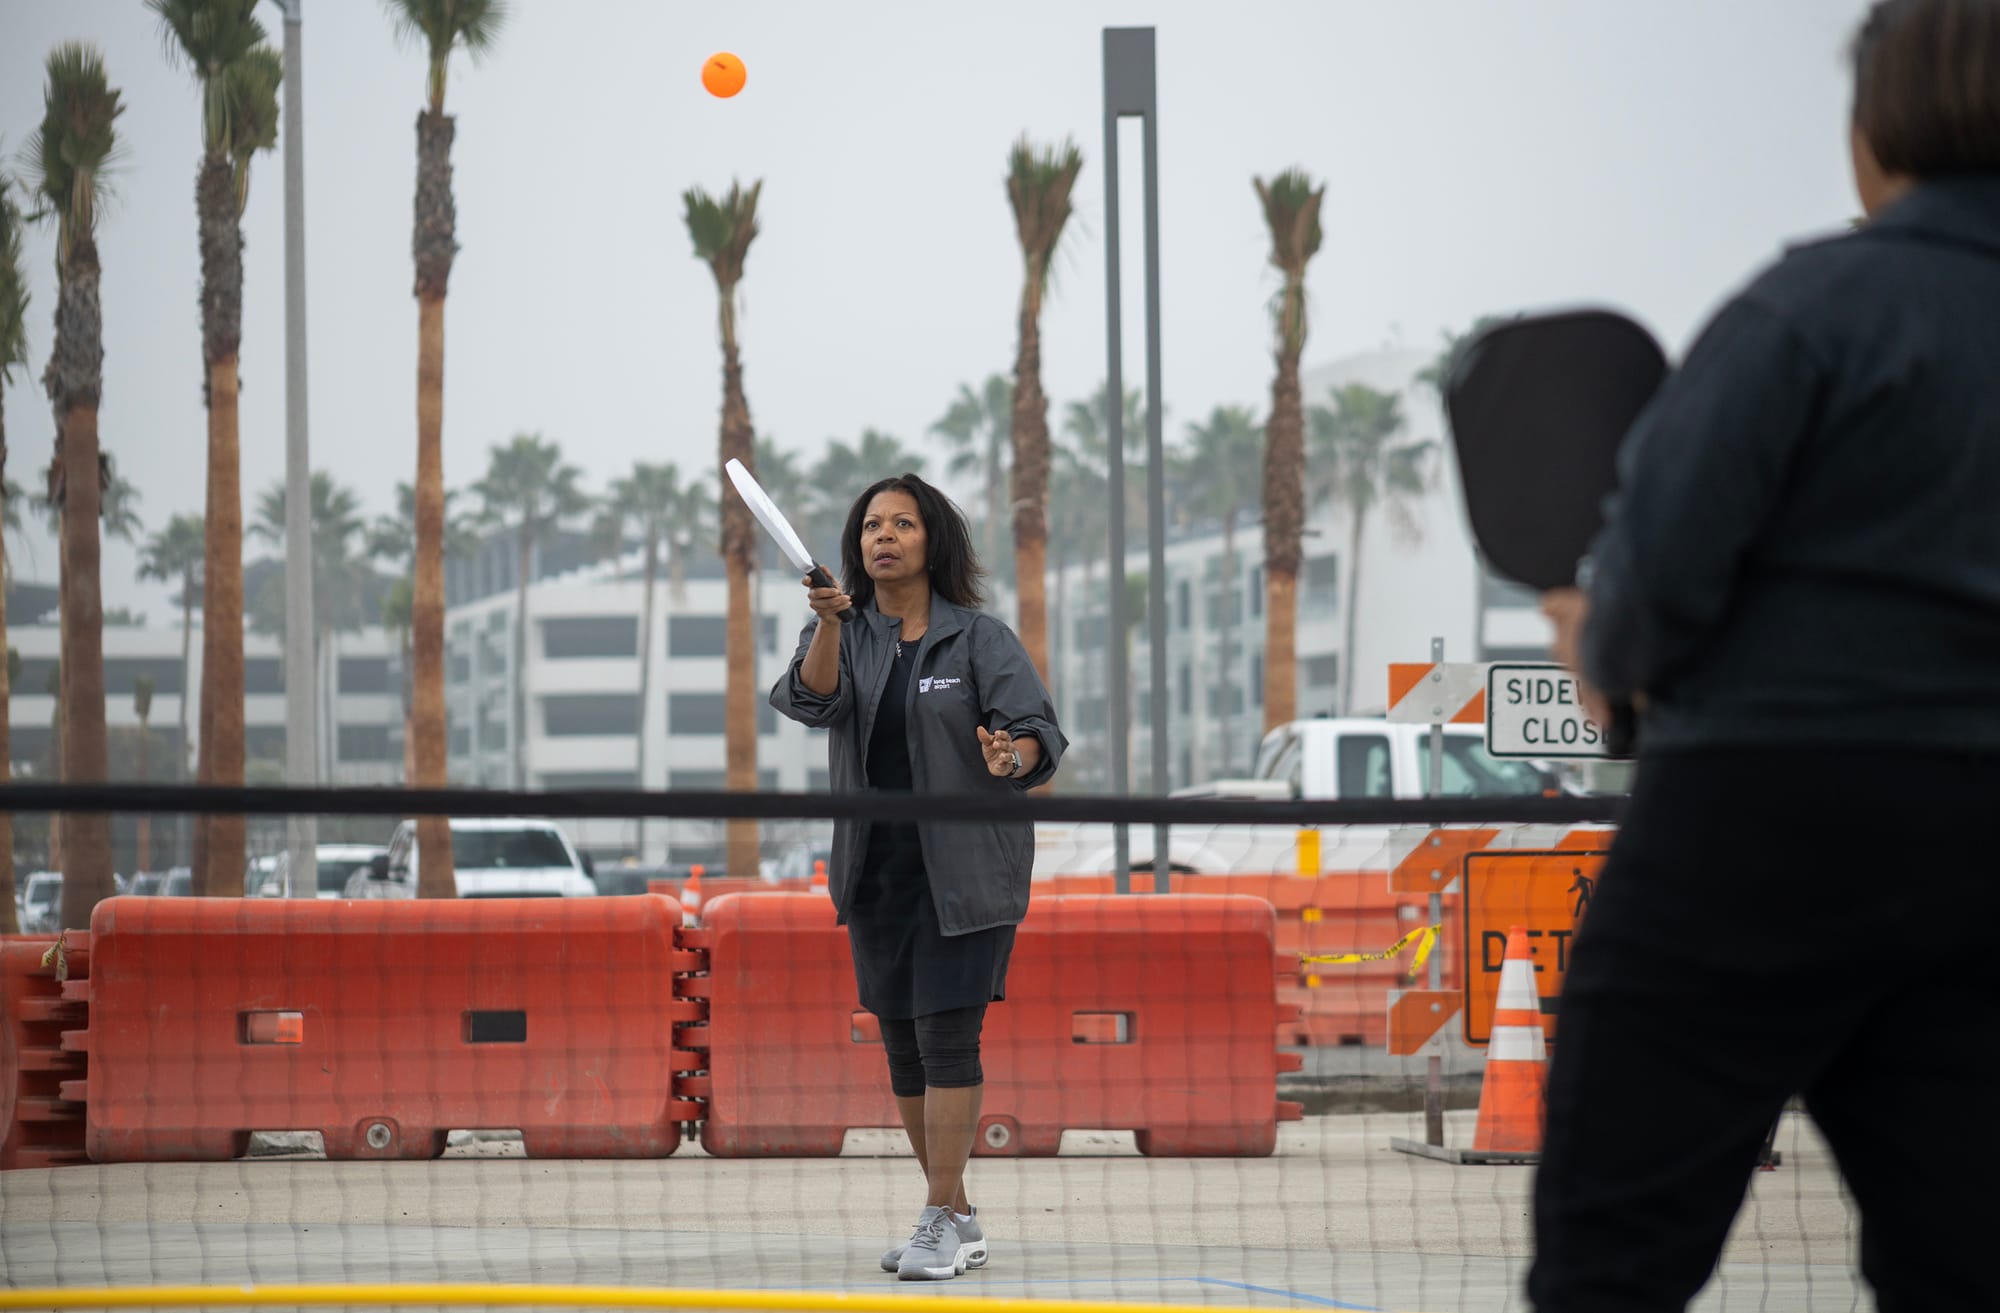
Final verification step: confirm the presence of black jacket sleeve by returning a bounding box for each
[970,617,1067,790]
[1581,296,1826,697]
[769,618,854,729]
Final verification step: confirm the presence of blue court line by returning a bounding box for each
[1192,1277,1379,1311]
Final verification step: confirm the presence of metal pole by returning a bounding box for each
[1425,635,1446,1145]
[1139,60,1170,892]
[1102,31,1134,894]
[281,0,318,897]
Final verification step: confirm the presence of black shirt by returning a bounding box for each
[1583,173,2000,752]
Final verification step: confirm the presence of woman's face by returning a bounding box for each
[860,490,929,586]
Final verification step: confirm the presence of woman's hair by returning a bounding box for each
[1852,0,2000,176]
[838,473,987,611]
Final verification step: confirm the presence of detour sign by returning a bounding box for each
[1460,849,1607,1045]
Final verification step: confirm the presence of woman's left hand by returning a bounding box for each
[1540,588,1624,728]
[977,726,1030,778]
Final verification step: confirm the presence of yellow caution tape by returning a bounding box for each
[1300,923,1441,978]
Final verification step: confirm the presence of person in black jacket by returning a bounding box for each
[770,473,1065,1282]
[1533,2,2000,1309]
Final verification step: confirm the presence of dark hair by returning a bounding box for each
[1852,0,2000,176]
[839,474,986,611]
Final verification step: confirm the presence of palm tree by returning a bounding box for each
[1253,168,1326,731]
[27,43,123,927]
[596,460,685,844]
[473,434,586,789]
[1180,405,1264,769]
[138,513,204,784]
[748,436,805,573]
[0,160,27,933]
[152,0,281,898]
[1062,382,1151,545]
[133,673,155,870]
[252,471,369,779]
[369,480,476,784]
[389,0,507,899]
[931,374,1013,585]
[806,429,926,557]
[1309,382,1436,714]
[684,179,764,877]
[378,574,416,781]
[1005,137,1083,682]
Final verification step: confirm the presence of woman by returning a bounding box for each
[770,473,1065,1283]
[1532,2,2000,1308]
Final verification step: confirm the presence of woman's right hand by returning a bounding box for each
[806,579,852,624]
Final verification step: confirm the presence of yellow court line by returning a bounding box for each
[0,1285,1423,1313]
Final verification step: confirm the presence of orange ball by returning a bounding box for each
[702,51,747,98]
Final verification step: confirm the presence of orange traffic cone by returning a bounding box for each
[681,865,704,927]
[811,859,828,894]
[1470,925,1548,1154]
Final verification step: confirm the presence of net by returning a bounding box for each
[0,784,1862,1313]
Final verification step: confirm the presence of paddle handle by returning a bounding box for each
[805,564,856,624]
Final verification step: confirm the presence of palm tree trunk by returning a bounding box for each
[1262,335,1306,730]
[985,435,1005,595]
[514,529,535,786]
[1220,511,1237,771]
[718,323,760,877]
[635,524,659,855]
[0,385,14,934]
[58,400,114,925]
[411,291,456,897]
[177,580,192,867]
[1339,511,1367,715]
[199,354,246,897]
[136,711,151,871]
[1009,287,1052,682]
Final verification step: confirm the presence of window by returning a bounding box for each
[1252,653,1264,703]
[1255,729,1298,781]
[669,616,726,657]
[667,693,776,735]
[669,768,780,790]
[1074,696,1107,733]
[1337,734,1393,798]
[543,616,639,660]
[1177,664,1191,715]
[1075,615,1108,651]
[1205,590,1241,627]
[479,717,508,751]
[1206,685,1245,716]
[1304,654,1340,687]
[1176,579,1191,630]
[449,725,471,756]
[245,659,285,694]
[338,657,392,694]
[807,768,831,792]
[539,770,638,790]
[543,694,640,737]
[105,657,185,696]
[338,725,394,761]
[1249,568,1263,616]
[452,826,573,869]
[1304,554,1341,613]
[1415,735,1553,798]
[448,650,472,684]
[246,726,286,760]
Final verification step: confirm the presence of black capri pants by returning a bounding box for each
[876,1005,989,1098]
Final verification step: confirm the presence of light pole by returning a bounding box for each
[279,0,318,896]
[1102,28,1172,893]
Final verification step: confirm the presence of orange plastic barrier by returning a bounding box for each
[690,892,1302,1157]
[1039,874,1454,1047]
[75,895,700,1162]
[1,933,88,1169]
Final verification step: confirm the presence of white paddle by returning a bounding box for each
[724,458,855,622]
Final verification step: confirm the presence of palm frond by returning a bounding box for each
[385,0,509,111]
[0,161,30,379]
[1008,135,1084,292]
[223,44,282,214]
[682,180,762,290]
[27,43,125,265]
[149,0,267,152]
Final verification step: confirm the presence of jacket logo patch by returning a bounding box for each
[918,676,962,694]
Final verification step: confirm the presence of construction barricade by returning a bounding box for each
[1,933,87,1169]
[70,895,698,1163]
[685,892,1303,1158]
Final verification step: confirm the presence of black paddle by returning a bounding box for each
[1443,309,1670,757]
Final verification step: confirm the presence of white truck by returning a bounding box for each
[1032,718,1566,878]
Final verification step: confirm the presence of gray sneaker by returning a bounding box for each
[882,1206,985,1273]
[894,1205,974,1281]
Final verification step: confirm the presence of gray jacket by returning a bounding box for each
[769,592,1066,934]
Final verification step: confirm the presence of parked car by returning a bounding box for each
[19,872,62,932]
[160,868,194,897]
[346,819,596,899]
[128,871,165,896]
[251,844,390,899]
[589,864,688,897]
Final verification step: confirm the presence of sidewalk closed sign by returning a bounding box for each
[1485,662,1609,758]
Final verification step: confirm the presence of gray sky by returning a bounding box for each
[2,0,1869,619]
